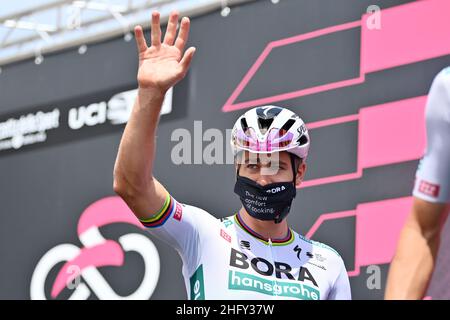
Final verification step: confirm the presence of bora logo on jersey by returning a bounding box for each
[228,248,320,300]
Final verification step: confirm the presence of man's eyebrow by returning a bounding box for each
[243,158,288,166]
[270,160,288,167]
[244,158,259,164]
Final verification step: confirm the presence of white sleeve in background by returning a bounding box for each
[413,67,450,204]
[327,257,352,300]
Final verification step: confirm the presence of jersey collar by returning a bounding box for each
[234,212,295,246]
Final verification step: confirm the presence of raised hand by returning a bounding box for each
[134,11,196,92]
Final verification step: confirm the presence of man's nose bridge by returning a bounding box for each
[256,167,273,185]
[260,161,281,178]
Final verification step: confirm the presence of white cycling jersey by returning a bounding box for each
[413,67,450,203]
[139,193,351,300]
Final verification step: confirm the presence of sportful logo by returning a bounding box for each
[228,248,320,300]
[240,240,251,250]
[30,196,160,300]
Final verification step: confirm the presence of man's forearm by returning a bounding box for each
[113,10,194,219]
[114,87,166,190]
[385,225,439,299]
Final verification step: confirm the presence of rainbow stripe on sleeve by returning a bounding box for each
[139,193,175,228]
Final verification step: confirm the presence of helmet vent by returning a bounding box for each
[281,119,295,131]
[240,117,249,131]
[298,135,308,145]
[258,118,274,130]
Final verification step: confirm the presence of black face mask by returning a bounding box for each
[234,175,297,224]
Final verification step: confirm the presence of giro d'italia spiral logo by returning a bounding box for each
[30,196,160,300]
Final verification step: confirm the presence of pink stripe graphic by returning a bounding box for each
[51,240,124,298]
[306,197,413,277]
[361,0,450,74]
[223,21,363,112]
[301,172,362,189]
[306,210,356,239]
[306,114,359,130]
[223,0,450,112]
[77,196,144,236]
[358,96,427,169]
[300,96,427,188]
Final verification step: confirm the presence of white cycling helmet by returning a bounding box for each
[230,105,310,160]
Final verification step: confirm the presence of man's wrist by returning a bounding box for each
[138,85,166,100]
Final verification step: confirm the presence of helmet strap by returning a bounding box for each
[235,152,242,178]
[289,153,298,185]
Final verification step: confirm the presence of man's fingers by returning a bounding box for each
[163,11,179,45]
[151,11,161,46]
[179,46,196,71]
[134,25,148,53]
[174,17,190,52]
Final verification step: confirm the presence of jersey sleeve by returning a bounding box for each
[413,67,450,203]
[327,257,352,300]
[138,193,211,275]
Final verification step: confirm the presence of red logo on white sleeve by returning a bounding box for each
[220,229,231,243]
[418,180,440,198]
[173,202,182,221]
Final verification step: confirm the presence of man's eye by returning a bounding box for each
[247,164,259,169]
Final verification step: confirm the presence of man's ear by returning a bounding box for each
[295,162,307,188]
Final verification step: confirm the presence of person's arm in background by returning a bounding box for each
[385,198,449,299]
[113,10,196,219]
